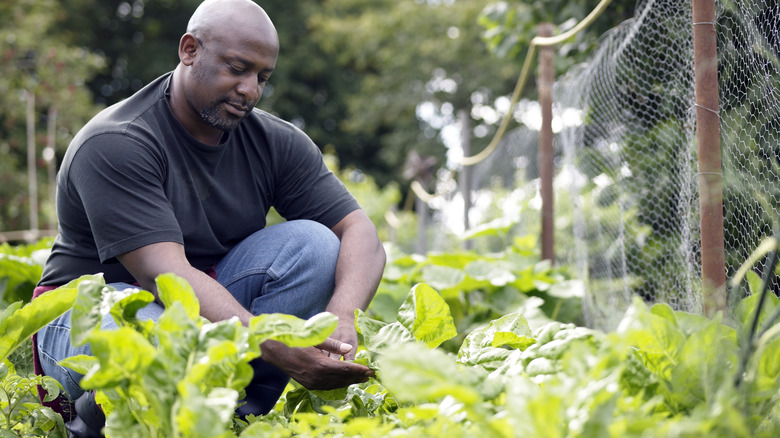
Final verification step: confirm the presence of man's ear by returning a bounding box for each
[179,33,200,66]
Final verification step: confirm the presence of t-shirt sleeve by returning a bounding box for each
[271,128,360,228]
[64,133,183,262]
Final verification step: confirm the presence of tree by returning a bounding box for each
[308,0,521,186]
[54,0,198,105]
[0,0,104,232]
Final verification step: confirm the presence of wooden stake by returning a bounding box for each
[692,0,726,315]
[538,23,555,263]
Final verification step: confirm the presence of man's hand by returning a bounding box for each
[260,339,374,391]
[324,312,360,360]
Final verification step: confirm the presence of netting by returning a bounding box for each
[411,0,780,331]
[554,0,780,330]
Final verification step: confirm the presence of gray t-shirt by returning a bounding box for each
[39,73,359,286]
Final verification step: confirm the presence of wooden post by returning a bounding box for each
[692,0,726,315]
[45,107,58,230]
[26,90,38,232]
[459,109,473,250]
[416,179,428,255]
[538,23,555,263]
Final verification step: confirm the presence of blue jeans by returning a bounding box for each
[36,220,340,414]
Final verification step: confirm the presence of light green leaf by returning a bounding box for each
[186,327,257,393]
[110,289,156,336]
[377,343,486,405]
[175,384,237,438]
[250,312,337,348]
[58,354,99,375]
[458,313,535,371]
[420,265,465,291]
[283,386,351,415]
[492,331,536,349]
[758,335,780,381]
[79,327,156,389]
[463,260,516,286]
[156,273,200,322]
[425,252,481,269]
[397,283,457,348]
[39,376,62,403]
[736,291,780,335]
[355,310,415,353]
[668,320,737,411]
[616,296,685,380]
[746,270,765,297]
[70,276,111,347]
[0,428,18,438]
[0,274,89,360]
[459,217,514,240]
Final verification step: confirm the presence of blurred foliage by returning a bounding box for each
[309,0,520,187]
[0,0,637,235]
[478,0,637,73]
[372,235,578,354]
[0,0,105,231]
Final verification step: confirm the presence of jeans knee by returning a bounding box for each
[293,220,340,262]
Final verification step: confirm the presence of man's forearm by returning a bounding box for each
[327,211,386,317]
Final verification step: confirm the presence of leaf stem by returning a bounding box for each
[735,243,779,387]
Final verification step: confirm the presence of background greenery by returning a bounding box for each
[0,0,635,233]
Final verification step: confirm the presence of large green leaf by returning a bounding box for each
[463,259,516,287]
[0,254,42,304]
[377,343,499,406]
[355,310,416,353]
[357,283,457,353]
[667,319,737,411]
[70,276,111,347]
[458,313,535,371]
[156,273,200,322]
[109,289,156,336]
[186,320,258,392]
[616,296,685,380]
[250,312,337,348]
[78,327,156,389]
[396,283,457,348]
[420,265,465,292]
[58,354,98,376]
[0,274,89,361]
[175,384,237,438]
[735,291,780,337]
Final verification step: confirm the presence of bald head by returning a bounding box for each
[187,0,278,51]
[170,0,280,144]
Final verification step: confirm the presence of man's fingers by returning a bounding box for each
[318,337,353,355]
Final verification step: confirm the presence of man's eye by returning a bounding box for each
[258,76,269,84]
[229,65,245,74]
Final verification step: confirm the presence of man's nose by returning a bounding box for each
[236,75,259,103]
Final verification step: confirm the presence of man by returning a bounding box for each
[35,0,385,430]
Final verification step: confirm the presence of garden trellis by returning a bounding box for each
[556,0,776,330]
[406,0,780,331]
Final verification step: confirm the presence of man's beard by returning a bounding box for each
[200,101,245,132]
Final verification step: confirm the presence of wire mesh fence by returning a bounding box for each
[554,0,780,330]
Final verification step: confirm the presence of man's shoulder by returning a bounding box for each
[75,74,172,143]
[243,109,307,141]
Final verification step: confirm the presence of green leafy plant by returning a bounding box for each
[0,239,52,309]
[56,273,341,438]
[0,271,79,437]
[0,361,66,438]
[374,235,578,353]
[7,238,780,437]
[267,273,780,437]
